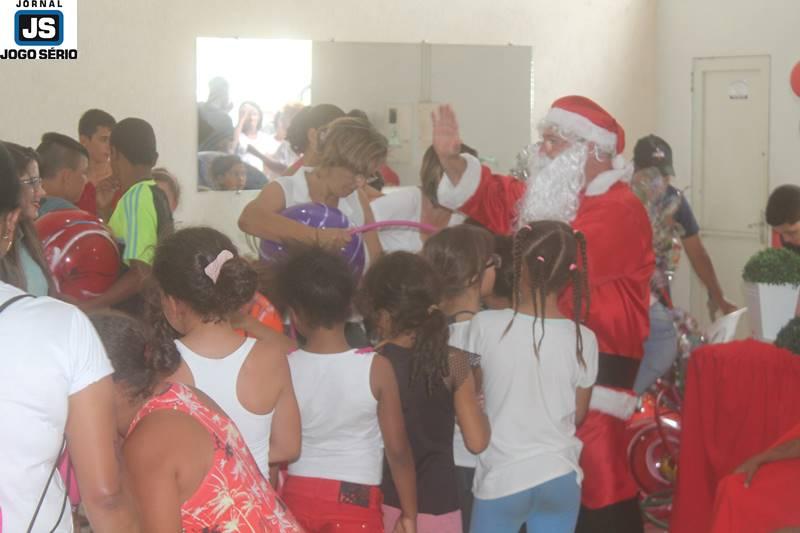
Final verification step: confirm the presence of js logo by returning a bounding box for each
[14,10,63,46]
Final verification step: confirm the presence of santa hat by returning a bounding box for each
[544,96,627,169]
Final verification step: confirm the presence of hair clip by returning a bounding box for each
[204,250,234,284]
[536,256,545,263]
[427,304,440,315]
[569,263,577,271]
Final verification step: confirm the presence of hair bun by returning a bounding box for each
[213,256,257,316]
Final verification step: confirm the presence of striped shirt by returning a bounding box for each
[108,180,160,266]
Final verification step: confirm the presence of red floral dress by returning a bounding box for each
[128,383,304,532]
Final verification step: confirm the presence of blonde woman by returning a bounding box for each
[238,117,387,263]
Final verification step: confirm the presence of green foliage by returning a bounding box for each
[742,248,800,286]
[775,317,800,356]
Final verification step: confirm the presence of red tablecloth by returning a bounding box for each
[670,340,800,533]
[671,339,800,533]
[709,422,800,533]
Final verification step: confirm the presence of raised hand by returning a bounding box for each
[431,104,462,160]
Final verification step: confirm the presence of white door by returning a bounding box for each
[690,56,770,334]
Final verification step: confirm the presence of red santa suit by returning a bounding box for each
[437,96,654,517]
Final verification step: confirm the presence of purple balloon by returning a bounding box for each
[260,202,366,278]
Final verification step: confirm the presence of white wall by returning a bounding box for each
[0,0,656,253]
[657,0,800,308]
[312,42,532,183]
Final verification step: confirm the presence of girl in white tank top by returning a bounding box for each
[149,227,301,480]
[272,244,418,533]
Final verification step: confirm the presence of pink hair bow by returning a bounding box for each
[204,250,234,284]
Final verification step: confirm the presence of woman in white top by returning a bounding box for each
[0,143,139,533]
[465,221,598,533]
[150,226,300,478]
[273,245,418,533]
[420,224,497,533]
[235,101,286,177]
[238,117,385,263]
[370,145,477,254]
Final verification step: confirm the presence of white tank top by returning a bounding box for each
[175,337,273,477]
[287,348,383,485]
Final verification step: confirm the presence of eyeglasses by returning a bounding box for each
[20,176,42,188]
[486,253,502,270]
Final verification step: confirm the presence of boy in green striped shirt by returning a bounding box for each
[81,118,172,314]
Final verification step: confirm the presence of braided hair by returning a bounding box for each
[505,220,590,367]
[357,252,450,394]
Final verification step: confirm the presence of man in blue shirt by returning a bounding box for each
[632,135,737,393]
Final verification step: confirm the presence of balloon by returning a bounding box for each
[260,203,365,278]
[791,61,800,98]
[35,210,121,301]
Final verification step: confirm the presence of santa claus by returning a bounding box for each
[432,96,655,532]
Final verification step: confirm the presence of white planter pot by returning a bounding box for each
[743,282,800,341]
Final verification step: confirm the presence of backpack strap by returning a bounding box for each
[0,294,33,314]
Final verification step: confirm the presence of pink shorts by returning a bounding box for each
[382,504,462,533]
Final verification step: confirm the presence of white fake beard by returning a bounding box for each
[515,142,588,226]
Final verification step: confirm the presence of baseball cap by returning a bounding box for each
[634,134,675,177]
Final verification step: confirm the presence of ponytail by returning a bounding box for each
[409,306,450,394]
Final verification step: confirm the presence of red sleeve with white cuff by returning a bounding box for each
[436,153,526,236]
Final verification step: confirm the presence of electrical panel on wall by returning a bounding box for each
[385,103,413,163]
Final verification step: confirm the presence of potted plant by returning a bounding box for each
[775,317,800,355]
[742,248,800,341]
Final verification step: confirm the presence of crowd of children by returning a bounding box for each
[8,94,761,533]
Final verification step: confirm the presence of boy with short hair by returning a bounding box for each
[77,108,119,220]
[81,118,172,314]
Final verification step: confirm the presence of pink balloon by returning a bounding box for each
[349,220,438,235]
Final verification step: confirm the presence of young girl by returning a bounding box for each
[420,224,496,533]
[238,116,385,262]
[370,145,476,254]
[465,220,598,533]
[273,245,417,533]
[359,251,490,533]
[150,226,301,478]
[90,310,303,532]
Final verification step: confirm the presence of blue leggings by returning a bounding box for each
[633,301,678,394]
[470,472,580,533]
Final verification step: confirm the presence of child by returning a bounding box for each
[421,224,496,533]
[466,220,598,533]
[90,310,303,532]
[239,117,385,262]
[273,245,417,532]
[358,252,490,533]
[483,235,514,311]
[150,226,301,479]
[81,118,172,314]
[211,154,247,191]
[370,144,476,254]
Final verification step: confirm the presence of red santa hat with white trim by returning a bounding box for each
[543,95,627,169]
